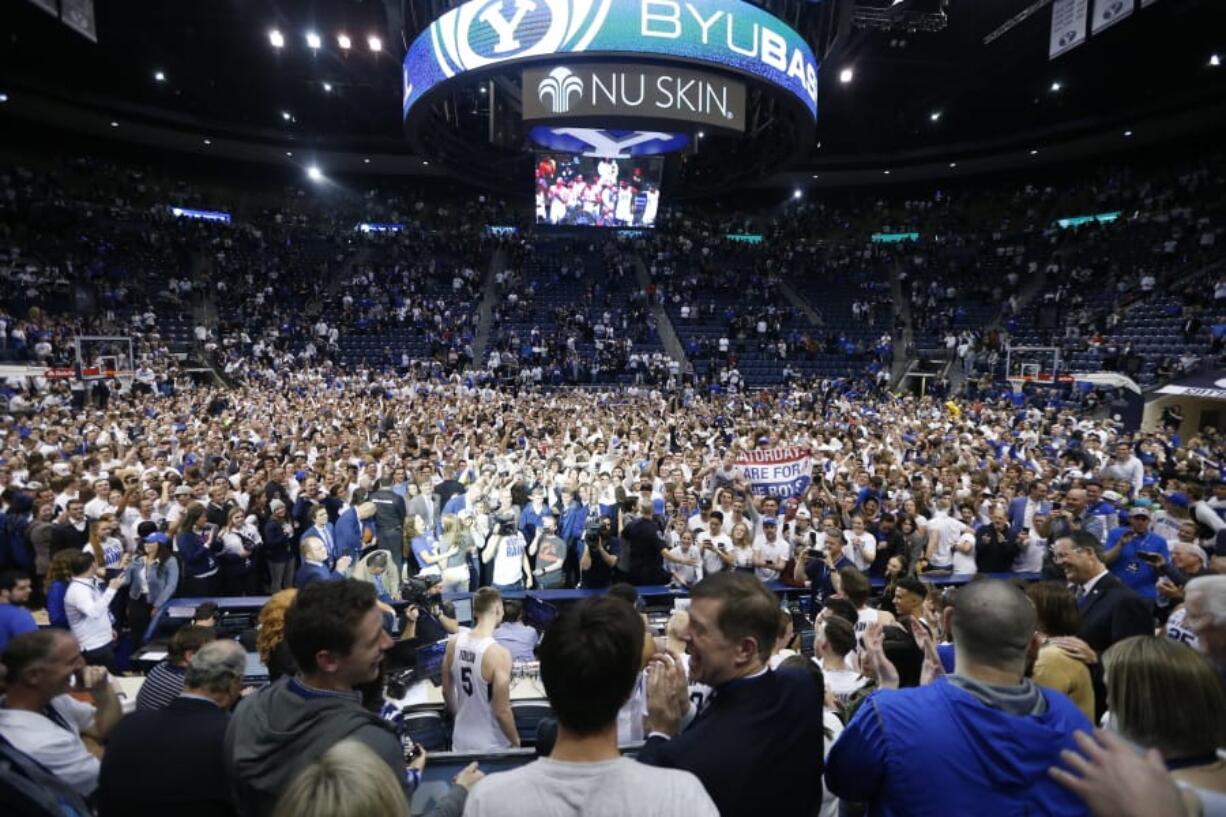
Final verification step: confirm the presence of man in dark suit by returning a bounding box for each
[638,572,827,817]
[293,537,350,590]
[1007,479,1050,536]
[1051,530,1152,719]
[97,639,247,817]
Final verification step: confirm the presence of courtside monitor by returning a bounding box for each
[535,152,661,228]
[452,596,473,626]
[523,596,559,630]
[416,639,449,684]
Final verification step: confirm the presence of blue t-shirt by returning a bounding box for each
[1106,528,1169,601]
[0,602,38,654]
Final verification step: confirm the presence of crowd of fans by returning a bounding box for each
[1,144,1226,817]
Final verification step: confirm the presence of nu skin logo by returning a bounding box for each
[538,66,584,113]
[478,0,536,54]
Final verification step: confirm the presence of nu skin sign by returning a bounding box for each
[523,63,747,131]
[403,0,819,122]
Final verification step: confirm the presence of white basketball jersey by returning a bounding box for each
[450,632,512,752]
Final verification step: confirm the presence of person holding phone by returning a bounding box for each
[1105,504,1169,603]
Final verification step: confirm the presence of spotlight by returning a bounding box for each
[154,70,166,82]
[110,121,119,128]
[948,162,957,168]
[363,158,371,164]
[793,189,802,200]
[812,174,819,179]
[269,29,285,49]
[285,151,293,157]
[1049,80,1062,92]
[883,170,891,175]
[203,138,212,145]
[322,82,333,92]
[281,111,292,121]
[1123,129,1133,137]
[0,93,8,103]
[306,32,322,50]
[1029,149,1039,156]
[338,34,352,50]
[930,111,941,122]
[422,160,429,166]
[697,131,705,139]
[307,166,323,182]
[368,35,382,52]
[1209,54,1220,67]
[839,67,853,84]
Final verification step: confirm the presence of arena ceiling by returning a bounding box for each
[0,0,1223,192]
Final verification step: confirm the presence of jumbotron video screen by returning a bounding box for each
[534,153,662,228]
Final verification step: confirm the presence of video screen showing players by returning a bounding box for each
[534,153,662,228]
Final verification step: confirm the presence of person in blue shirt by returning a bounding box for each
[1105,505,1169,602]
[0,570,37,654]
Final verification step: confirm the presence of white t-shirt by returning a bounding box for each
[701,534,733,575]
[0,694,98,794]
[820,709,846,817]
[667,546,702,586]
[821,664,867,704]
[753,537,791,582]
[952,532,978,576]
[843,530,877,572]
[462,756,718,817]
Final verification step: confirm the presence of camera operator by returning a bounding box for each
[482,511,532,592]
[579,516,620,589]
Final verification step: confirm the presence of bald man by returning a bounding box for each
[827,579,1093,816]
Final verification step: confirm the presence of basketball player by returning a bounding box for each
[442,587,520,752]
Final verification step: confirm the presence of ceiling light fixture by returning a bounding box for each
[1209,54,1220,67]
[322,82,332,92]
[948,162,957,168]
[203,138,212,145]
[110,121,119,128]
[307,166,323,182]
[338,34,352,50]
[930,111,941,122]
[0,93,9,103]
[281,111,292,121]
[1124,129,1133,137]
[1049,80,1062,92]
[793,189,802,200]
[269,29,285,49]
[363,158,371,164]
[154,70,166,82]
[306,32,322,50]
[285,151,293,157]
[883,170,891,175]
[1030,149,1039,156]
[839,67,853,84]
[367,35,382,52]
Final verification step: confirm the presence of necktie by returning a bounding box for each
[1075,585,1089,610]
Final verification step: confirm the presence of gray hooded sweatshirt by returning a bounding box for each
[224,676,466,817]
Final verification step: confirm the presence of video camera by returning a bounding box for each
[401,574,441,609]
[495,510,518,536]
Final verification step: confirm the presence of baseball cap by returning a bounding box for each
[796,506,812,519]
[270,498,286,512]
[1163,492,1190,509]
[174,485,192,496]
[761,516,778,526]
[1101,490,1123,504]
[1129,503,1152,518]
[143,532,170,545]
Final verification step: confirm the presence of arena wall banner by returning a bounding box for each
[1090,0,1133,36]
[403,0,819,122]
[1049,0,1088,60]
[736,446,812,499]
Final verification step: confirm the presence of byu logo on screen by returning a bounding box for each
[478,0,538,53]
[452,0,611,67]
[538,67,584,113]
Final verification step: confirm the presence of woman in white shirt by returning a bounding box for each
[843,516,877,572]
[729,521,756,572]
